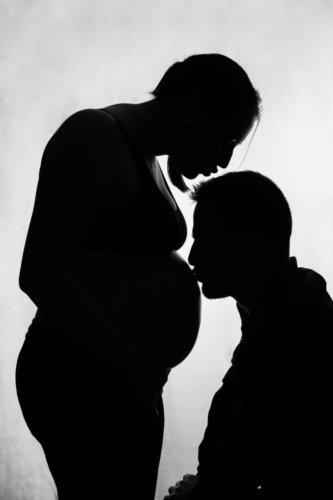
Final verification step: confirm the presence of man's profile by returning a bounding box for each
[166,171,333,499]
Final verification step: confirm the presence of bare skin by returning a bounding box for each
[20,93,254,399]
[19,103,202,400]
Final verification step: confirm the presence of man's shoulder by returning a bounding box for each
[238,260,333,359]
[258,266,333,352]
[286,265,333,335]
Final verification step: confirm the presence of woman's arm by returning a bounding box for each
[19,109,165,403]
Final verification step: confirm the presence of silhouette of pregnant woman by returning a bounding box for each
[16,54,260,499]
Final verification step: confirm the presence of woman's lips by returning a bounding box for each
[202,167,217,177]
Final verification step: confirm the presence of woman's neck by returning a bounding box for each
[104,100,176,158]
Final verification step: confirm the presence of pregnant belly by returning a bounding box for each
[75,250,201,368]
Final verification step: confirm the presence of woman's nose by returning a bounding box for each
[216,143,235,169]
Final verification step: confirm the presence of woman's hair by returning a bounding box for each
[191,171,292,260]
[153,54,261,192]
[152,53,261,125]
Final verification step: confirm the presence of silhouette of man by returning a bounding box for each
[165,171,333,500]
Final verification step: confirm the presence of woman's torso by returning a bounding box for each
[70,105,201,368]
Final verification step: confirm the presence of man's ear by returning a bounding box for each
[237,231,258,261]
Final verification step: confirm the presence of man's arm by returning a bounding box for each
[165,317,333,500]
[192,334,333,499]
[165,354,264,500]
[165,331,332,499]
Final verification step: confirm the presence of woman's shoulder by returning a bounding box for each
[40,107,140,200]
[50,108,124,147]
[42,107,134,172]
[63,107,117,125]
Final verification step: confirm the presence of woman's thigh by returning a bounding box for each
[16,327,164,499]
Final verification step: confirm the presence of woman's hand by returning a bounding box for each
[164,474,199,500]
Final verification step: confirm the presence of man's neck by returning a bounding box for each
[234,257,291,314]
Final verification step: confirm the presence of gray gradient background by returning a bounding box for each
[1,0,333,498]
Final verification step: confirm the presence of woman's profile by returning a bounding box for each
[16,53,261,499]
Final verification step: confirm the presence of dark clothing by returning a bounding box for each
[16,321,164,500]
[191,258,333,499]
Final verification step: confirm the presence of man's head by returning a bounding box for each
[188,171,292,301]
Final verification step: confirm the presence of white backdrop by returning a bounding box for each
[1,1,333,498]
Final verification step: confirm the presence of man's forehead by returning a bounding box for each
[193,199,220,232]
[194,199,219,220]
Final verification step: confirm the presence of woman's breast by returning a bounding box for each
[74,251,201,368]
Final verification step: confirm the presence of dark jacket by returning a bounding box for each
[191,257,333,499]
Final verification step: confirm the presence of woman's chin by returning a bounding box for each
[181,169,200,180]
[183,167,217,179]
[201,281,229,300]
